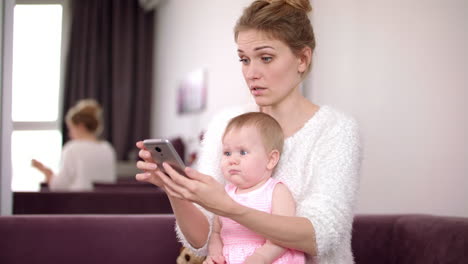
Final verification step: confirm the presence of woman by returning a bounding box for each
[136,0,361,263]
[32,99,116,191]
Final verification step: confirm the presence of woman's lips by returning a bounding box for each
[250,86,267,96]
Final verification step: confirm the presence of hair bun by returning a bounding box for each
[265,0,312,12]
[66,98,103,135]
[286,0,312,12]
[76,99,102,117]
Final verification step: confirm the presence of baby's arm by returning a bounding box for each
[204,215,225,264]
[245,183,297,263]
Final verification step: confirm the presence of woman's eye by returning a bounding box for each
[261,56,272,63]
[239,58,250,65]
[240,150,247,155]
[224,151,231,156]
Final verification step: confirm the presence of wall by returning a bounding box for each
[310,0,468,216]
[153,0,468,216]
[151,0,253,156]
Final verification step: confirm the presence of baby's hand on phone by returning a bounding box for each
[135,141,164,187]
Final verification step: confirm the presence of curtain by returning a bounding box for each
[63,0,154,161]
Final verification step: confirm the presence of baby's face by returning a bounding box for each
[221,125,272,191]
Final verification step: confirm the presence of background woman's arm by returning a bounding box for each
[31,159,53,183]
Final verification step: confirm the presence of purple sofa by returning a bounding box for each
[0,214,180,264]
[352,214,468,264]
[13,189,172,214]
[0,214,467,264]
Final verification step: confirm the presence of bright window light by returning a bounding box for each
[11,130,62,191]
[11,3,65,192]
[12,5,63,122]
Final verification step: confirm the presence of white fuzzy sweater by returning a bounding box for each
[176,105,362,264]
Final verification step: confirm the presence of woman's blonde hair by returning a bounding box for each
[223,112,284,154]
[234,0,316,74]
[66,99,103,136]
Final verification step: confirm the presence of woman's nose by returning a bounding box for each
[244,64,260,81]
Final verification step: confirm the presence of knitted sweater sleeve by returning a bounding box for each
[174,109,237,256]
[299,116,362,258]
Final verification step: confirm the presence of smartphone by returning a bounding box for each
[143,139,187,177]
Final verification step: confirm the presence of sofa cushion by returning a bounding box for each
[0,214,180,264]
[393,214,468,264]
[352,214,400,264]
[352,214,468,264]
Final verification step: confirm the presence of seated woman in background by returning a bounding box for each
[32,99,116,191]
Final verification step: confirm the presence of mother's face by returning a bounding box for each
[236,29,307,107]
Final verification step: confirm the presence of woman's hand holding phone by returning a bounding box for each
[136,139,236,216]
[135,141,165,188]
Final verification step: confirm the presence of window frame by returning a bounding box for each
[8,0,71,192]
[13,0,70,132]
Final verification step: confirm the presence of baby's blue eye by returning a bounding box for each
[224,151,231,156]
[240,150,248,155]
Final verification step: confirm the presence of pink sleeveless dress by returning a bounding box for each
[219,178,306,264]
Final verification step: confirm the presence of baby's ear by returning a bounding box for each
[267,149,280,170]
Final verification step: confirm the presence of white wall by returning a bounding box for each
[153,0,468,217]
[310,0,468,217]
[151,0,253,156]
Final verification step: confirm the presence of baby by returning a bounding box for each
[204,112,305,264]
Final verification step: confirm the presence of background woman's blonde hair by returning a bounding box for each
[223,112,284,154]
[234,0,315,74]
[65,99,103,136]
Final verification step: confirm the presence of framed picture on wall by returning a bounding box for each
[177,68,207,114]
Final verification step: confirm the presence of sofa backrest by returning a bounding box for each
[352,214,400,264]
[392,214,468,264]
[0,214,181,264]
[13,190,172,214]
[352,214,468,264]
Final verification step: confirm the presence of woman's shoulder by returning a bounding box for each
[63,140,115,152]
[62,140,80,150]
[320,105,358,127]
[313,105,361,148]
[289,105,359,149]
[310,105,359,136]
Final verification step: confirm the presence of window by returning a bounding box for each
[11,1,69,191]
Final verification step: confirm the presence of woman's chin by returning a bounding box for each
[253,97,272,107]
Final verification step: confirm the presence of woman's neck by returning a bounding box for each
[260,93,319,138]
[75,132,98,141]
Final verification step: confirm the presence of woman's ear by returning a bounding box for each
[298,46,312,74]
[267,149,280,170]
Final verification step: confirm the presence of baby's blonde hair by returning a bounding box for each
[223,112,284,154]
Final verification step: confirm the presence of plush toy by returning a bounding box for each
[176,246,206,264]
